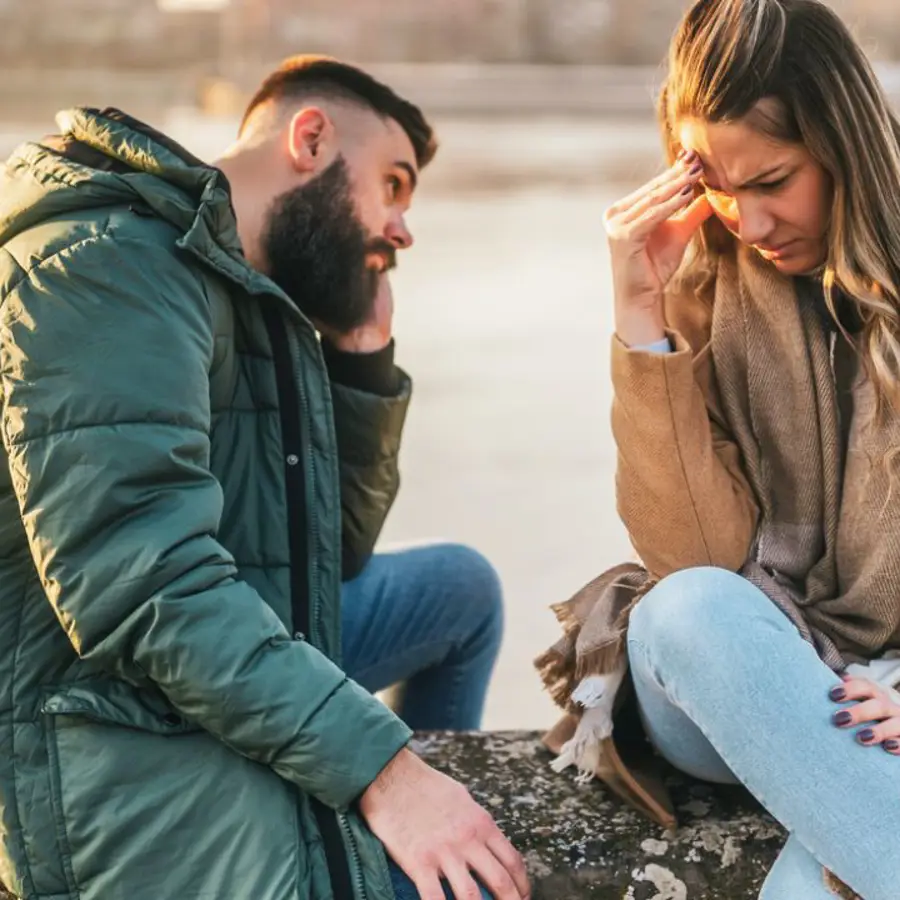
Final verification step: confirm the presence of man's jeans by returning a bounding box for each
[387,863,493,900]
[342,543,503,899]
[628,567,900,900]
[341,542,504,731]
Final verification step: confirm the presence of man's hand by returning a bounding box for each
[318,273,394,354]
[359,748,531,900]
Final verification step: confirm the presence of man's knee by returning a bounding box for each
[433,543,504,636]
[628,566,747,662]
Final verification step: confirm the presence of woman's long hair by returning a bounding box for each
[661,0,900,414]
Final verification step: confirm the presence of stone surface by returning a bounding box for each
[0,731,788,899]
[413,731,786,899]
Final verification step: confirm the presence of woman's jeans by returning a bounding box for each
[627,567,900,899]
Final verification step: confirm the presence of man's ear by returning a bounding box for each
[287,107,333,174]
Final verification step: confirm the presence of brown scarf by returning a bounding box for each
[537,246,900,900]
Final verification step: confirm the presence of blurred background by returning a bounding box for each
[1,0,898,729]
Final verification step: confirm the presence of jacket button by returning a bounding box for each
[286,454,299,466]
[293,632,304,641]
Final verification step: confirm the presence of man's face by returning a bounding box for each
[261,111,418,333]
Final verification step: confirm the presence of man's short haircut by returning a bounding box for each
[240,55,438,169]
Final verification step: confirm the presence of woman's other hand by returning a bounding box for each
[830,676,900,754]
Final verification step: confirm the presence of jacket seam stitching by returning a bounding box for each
[8,419,207,448]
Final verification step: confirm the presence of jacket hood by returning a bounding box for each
[0,107,243,259]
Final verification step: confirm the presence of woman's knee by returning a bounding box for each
[628,566,749,660]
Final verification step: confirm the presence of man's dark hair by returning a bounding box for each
[240,55,438,169]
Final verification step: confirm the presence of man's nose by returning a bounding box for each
[385,216,414,250]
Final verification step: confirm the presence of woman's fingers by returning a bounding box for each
[833,697,893,728]
[605,152,694,220]
[605,152,701,227]
[669,194,714,242]
[853,715,900,749]
[625,180,704,240]
[830,677,900,751]
[619,160,704,228]
[832,677,881,702]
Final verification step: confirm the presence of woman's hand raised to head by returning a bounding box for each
[604,149,712,347]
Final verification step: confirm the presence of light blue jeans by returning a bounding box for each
[342,543,501,899]
[627,567,900,900]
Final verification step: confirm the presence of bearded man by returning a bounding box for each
[0,56,527,900]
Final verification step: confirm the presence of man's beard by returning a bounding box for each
[261,155,395,333]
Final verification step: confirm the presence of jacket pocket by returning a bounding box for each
[41,681,309,900]
[41,680,199,735]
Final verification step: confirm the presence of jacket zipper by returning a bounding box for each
[340,814,368,900]
[261,303,358,900]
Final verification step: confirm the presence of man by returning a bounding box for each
[0,56,527,900]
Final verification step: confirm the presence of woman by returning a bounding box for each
[537,0,900,897]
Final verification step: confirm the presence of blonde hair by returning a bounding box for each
[661,0,900,413]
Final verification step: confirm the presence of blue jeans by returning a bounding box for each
[627,567,900,900]
[342,544,501,899]
[342,542,504,731]
[387,861,493,900]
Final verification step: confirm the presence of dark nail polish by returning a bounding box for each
[833,710,852,726]
[858,728,876,744]
[683,149,697,162]
[884,740,900,752]
[680,185,693,196]
[830,686,846,701]
[689,163,703,176]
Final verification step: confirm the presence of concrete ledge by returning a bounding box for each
[0,731,787,899]
[415,731,785,899]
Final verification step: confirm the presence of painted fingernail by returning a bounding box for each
[884,740,900,752]
[689,163,703,176]
[680,185,693,196]
[683,149,697,163]
[857,728,876,744]
[829,686,847,701]
[833,711,853,726]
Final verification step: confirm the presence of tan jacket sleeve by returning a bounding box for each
[611,293,759,577]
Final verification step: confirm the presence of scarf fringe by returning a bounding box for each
[550,704,611,783]
[536,574,655,713]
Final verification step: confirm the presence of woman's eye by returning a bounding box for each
[756,176,788,192]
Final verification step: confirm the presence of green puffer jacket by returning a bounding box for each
[0,108,413,900]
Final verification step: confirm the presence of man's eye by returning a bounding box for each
[387,176,402,198]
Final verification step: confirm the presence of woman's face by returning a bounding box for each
[678,114,833,276]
